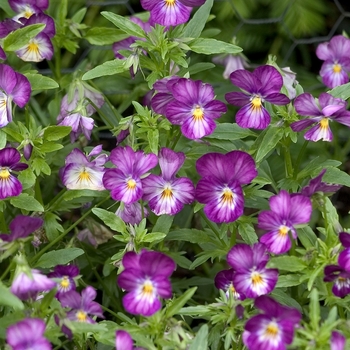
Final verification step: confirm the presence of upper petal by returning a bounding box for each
[294,93,321,117]
[254,65,284,96]
[229,69,259,94]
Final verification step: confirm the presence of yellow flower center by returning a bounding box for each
[333,64,342,73]
[24,10,34,18]
[265,322,279,338]
[127,178,137,189]
[0,168,10,180]
[28,42,40,55]
[78,169,91,182]
[320,118,329,129]
[278,225,289,237]
[193,106,204,121]
[251,96,262,109]
[142,281,154,295]
[229,284,236,293]
[165,0,176,6]
[0,98,6,109]
[76,310,87,322]
[162,186,173,199]
[251,271,263,286]
[221,188,234,204]
[60,276,70,289]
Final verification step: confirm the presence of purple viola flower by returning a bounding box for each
[338,232,350,272]
[0,64,31,127]
[258,190,312,255]
[331,331,346,350]
[61,146,108,191]
[116,202,148,225]
[0,147,28,200]
[214,269,245,300]
[9,0,49,21]
[48,265,80,299]
[243,295,301,350]
[164,78,227,139]
[11,268,56,300]
[212,53,249,79]
[316,35,350,88]
[281,67,298,100]
[7,318,52,350]
[0,215,42,242]
[301,169,342,197]
[195,150,257,223]
[290,92,350,142]
[117,250,176,316]
[324,265,350,298]
[116,330,144,350]
[103,146,158,204]
[142,148,195,215]
[141,0,205,27]
[225,65,290,129]
[59,286,104,323]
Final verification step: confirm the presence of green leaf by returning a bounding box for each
[66,321,107,334]
[32,158,51,176]
[276,274,301,288]
[35,248,84,268]
[3,24,45,51]
[147,129,159,154]
[85,27,129,45]
[43,126,71,141]
[44,212,64,241]
[298,226,317,248]
[237,222,258,244]
[10,193,44,212]
[0,129,7,149]
[267,256,306,272]
[153,215,174,234]
[271,289,302,312]
[18,168,36,190]
[329,82,350,100]
[166,229,217,245]
[71,7,87,23]
[24,73,59,90]
[39,142,64,153]
[0,281,24,310]
[141,232,166,243]
[182,0,214,38]
[309,289,320,330]
[82,59,127,80]
[63,190,107,201]
[253,127,284,163]
[92,208,126,233]
[166,287,197,317]
[322,167,350,187]
[189,38,242,55]
[189,324,208,350]
[101,12,146,38]
[205,123,255,140]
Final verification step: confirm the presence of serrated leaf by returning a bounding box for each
[267,256,306,272]
[0,282,24,310]
[10,193,44,212]
[35,248,84,268]
[189,38,242,55]
[82,59,127,80]
[322,167,350,187]
[85,27,129,45]
[329,82,350,100]
[254,127,284,163]
[189,324,208,350]
[166,287,197,317]
[24,73,59,90]
[44,212,63,241]
[32,158,51,176]
[92,208,126,233]
[43,126,71,141]
[141,232,166,243]
[238,222,258,244]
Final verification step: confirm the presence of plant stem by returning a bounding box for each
[294,140,308,178]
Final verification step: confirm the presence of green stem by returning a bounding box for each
[45,188,67,211]
[0,210,7,232]
[34,177,43,205]
[199,211,223,244]
[293,140,308,179]
[283,137,293,178]
[30,195,110,266]
[100,305,127,321]
[0,259,14,281]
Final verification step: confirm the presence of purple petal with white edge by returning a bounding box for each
[269,190,291,218]
[264,92,290,105]
[133,150,158,177]
[49,265,80,278]
[328,35,350,60]
[304,122,333,142]
[141,250,176,277]
[318,92,346,110]
[214,269,234,290]
[260,229,292,254]
[10,72,31,108]
[236,103,271,129]
[25,13,56,37]
[229,69,260,94]
[152,275,173,298]
[109,146,136,172]
[159,148,185,181]
[140,0,157,10]
[0,64,17,94]
[289,194,312,225]
[322,104,345,117]
[332,110,350,127]
[181,112,217,139]
[225,91,250,107]
[116,330,133,350]
[290,118,317,132]
[338,248,350,272]
[254,65,284,95]
[16,33,53,62]
[9,215,43,240]
[331,331,346,350]
[258,210,282,231]
[0,93,10,127]
[59,290,82,309]
[294,93,322,117]
[0,175,23,199]
[179,0,205,6]
[149,1,191,27]
[339,232,350,248]
[316,42,333,61]
[64,148,89,165]
[320,61,349,89]
[151,92,176,115]
[123,290,161,316]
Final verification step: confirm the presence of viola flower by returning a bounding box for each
[165,78,227,139]
[116,330,144,350]
[195,150,257,223]
[214,269,245,300]
[338,232,350,272]
[301,169,342,197]
[212,53,249,79]
[140,0,205,27]
[258,190,312,255]
[0,147,28,200]
[11,268,56,300]
[227,243,278,298]
[116,202,148,225]
[61,146,108,191]
[6,318,52,350]
[117,250,176,316]
[59,286,104,323]
[9,0,49,21]
[290,92,350,142]
[142,148,195,215]
[225,65,290,129]
[243,296,301,350]
[0,64,31,127]
[316,35,350,88]
[103,146,158,204]
[324,265,350,298]
[331,331,346,350]
[48,265,80,300]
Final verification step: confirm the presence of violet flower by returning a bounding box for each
[9,0,49,21]
[59,286,104,323]
[61,146,108,191]
[140,0,205,27]
[142,148,195,215]
[258,190,312,255]
[0,147,28,200]
[225,65,290,129]
[290,92,350,142]
[117,250,176,316]
[48,265,80,300]
[214,269,245,300]
[103,146,158,204]
[165,78,227,139]
[195,150,257,223]
[11,268,56,300]
[324,265,350,298]
[6,318,52,350]
[331,331,346,350]
[316,35,350,88]
[243,296,301,350]
[227,243,278,298]
[0,64,31,127]
[338,232,350,272]
[115,202,148,225]
[116,330,144,350]
[212,53,249,79]
[301,169,342,197]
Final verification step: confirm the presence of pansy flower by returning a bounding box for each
[301,169,341,197]
[117,250,176,316]
[316,35,350,88]
[48,265,80,300]
[324,265,350,298]
[9,0,49,21]
[142,148,195,215]
[290,92,350,142]
[225,65,290,129]
[115,202,148,225]
[258,190,312,254]
[165,78,227,139]
[103,146,158,204]
[214,269,245,300]
[331,331,346,350]
[195,150,257,223]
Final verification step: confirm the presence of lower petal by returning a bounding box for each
[236,103,270,129]
[0,175,22,199]
[260,230,292,255]
[150,1,191,26]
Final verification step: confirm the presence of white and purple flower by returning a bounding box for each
[195,150,257,223]
[225,65,290,129]
[324,264,350,298]
[48,265,80,300]
[214,269,245,300]
[290,92,350,142]
[9,0,49,21]
[258,190,312,255]
[115,202,148,225]
[117,250,176,316]
[142,148,195,215]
